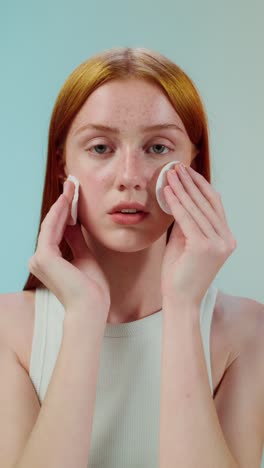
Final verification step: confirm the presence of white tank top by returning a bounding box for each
[29,283,218,467]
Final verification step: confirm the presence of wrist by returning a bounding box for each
[162,296,200,321]
[63,304,107,333]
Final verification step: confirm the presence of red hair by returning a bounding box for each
[23,47,211,291]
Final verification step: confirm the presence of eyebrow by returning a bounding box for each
[74,123,184,136]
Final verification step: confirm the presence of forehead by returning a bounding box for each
[69,78,186,134]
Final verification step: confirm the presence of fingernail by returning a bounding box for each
[179,163,187,173]
[168,169,176,176]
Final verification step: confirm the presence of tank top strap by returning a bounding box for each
[199,284,218,395]
[29,287,65,402]
[29,287,49,397]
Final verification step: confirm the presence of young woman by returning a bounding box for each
[0,47,263,468]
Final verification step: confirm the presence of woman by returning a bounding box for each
[0,47,263,468]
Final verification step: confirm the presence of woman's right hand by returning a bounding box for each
[28,179,111,318]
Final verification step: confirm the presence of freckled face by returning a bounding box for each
[62,78,197,251]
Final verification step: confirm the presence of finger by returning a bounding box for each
[164,185,204,241]
[38,192,73,251]
[167,171,218,239]
[174,167,227,238]
[38,179,76,250]
[63,179,76,200]
[186,166,227,221]
[63,180,76,223]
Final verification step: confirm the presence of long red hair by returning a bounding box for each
[23,46,211,291]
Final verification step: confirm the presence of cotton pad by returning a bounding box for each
[156,160,181,215]
[66,175,80,225]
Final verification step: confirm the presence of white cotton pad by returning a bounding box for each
[66,175,80,225]
[156,160,181,215]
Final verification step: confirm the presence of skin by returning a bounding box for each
[61,78,198,324]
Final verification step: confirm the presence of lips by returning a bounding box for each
[110,202,148,214]
[110,211,149,225]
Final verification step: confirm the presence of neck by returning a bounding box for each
[81,226,166,323]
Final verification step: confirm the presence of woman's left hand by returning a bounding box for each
[160,163,237,307]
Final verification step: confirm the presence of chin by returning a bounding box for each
[101,231,167,253]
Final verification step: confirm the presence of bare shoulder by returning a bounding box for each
[212,290,264,466]
[210,289,263,397]
[0,290,36,372]
[213,289,263,363]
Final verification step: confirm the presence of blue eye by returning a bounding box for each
[90,144,109,154]
[149,144,169,155]
[88,144,170,155]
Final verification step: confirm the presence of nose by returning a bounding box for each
[114,150,150,190]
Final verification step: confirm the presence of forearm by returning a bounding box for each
[15,307,106,468]
[159,299,238,468]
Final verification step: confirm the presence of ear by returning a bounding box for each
[56,149,67,184]
[191,158,198,171]
[190,148,199,171]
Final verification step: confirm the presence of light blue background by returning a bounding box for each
[1,1,263,303]
[1,0,263,465]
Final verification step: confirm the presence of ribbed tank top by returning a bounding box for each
[29,284,218,467]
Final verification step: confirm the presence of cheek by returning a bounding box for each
[78,177,105,213]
